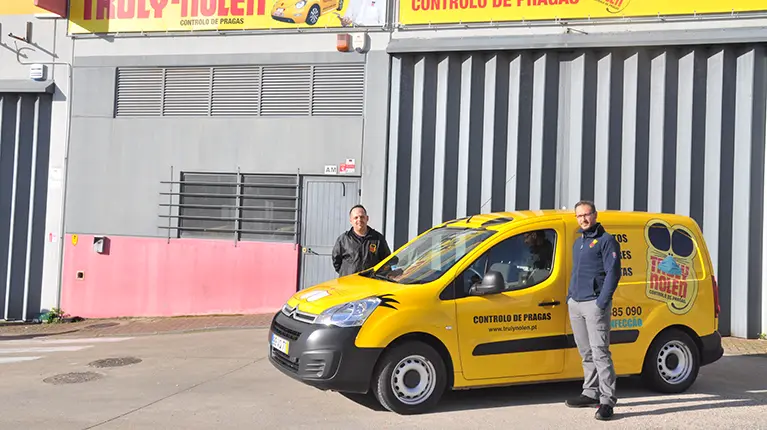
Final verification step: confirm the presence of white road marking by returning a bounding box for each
[0,346,94,354]
[0,336,135,364]
[1,337,133,345]
[0,356,42,364]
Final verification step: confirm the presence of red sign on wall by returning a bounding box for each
[34,0,67,17]
[339,159,356,174]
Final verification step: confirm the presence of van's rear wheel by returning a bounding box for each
[642,328,700,393]
[373,341,446,415]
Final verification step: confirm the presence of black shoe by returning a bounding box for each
[595,404,614,420]
[565,395,599,408]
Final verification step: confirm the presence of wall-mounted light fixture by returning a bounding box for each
[336,33,352,52]
[336,32,370,53]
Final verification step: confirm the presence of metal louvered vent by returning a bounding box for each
[114,64,364,117]
[260,65,311,116]
[311,64,365,116]
[115,68,164,116]
[212,66,260,116]
[163,67,212,116]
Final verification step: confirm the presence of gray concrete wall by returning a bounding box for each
[0,14,60,81]
[66,32,392,237]
[360,48,391,234]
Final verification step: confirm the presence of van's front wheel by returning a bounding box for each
[373,341,446,415]
[642,328,700,393]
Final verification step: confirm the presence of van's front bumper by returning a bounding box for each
[267,311,383,394]
[700,331,724,366]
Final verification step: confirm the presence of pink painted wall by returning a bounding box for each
[61,235,299,318]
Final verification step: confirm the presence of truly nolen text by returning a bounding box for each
[82,0,266,20]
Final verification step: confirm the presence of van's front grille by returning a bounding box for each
[293,310,317,324]
[272,321,301,341]
[271,348,299,372]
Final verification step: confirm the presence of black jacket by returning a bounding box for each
[332,227,391,277]
[567,223,622,309]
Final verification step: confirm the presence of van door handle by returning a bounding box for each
[538,300,560,307]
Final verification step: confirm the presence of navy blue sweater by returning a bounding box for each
[567,223,622,309]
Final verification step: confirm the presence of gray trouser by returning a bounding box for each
[567,297,617,407]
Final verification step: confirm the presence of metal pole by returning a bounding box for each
[167,165,173,243]
[235,167,242,247]
[295,168,300,250]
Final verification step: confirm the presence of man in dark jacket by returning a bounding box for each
[524,230,554,270]
[331,205,391,277]
[565,200,622,421]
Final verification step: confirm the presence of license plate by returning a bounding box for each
[271,333,290,355]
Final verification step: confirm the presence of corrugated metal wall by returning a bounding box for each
[0,93,52,321]
[385,45,767,338]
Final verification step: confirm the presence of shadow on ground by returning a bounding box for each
[0,330,81,341]
[339,354,767,419]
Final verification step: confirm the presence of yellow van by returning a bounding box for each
[268,210,723,414]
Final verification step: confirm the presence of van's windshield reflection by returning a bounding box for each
[361,227,495,285]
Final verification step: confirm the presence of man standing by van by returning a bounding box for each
[331,205,391,277]
[565,201,622,421]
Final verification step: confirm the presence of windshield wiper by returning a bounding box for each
[405,279,433,285]
[370,269,402,283]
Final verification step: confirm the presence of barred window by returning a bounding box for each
[240,175,299,241]
[165,172,299,242]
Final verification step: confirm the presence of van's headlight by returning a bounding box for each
[295,0,306,7]
[315,297,381,327]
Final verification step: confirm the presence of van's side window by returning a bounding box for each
[455,229,557,298]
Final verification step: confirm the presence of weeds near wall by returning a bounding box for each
[41,307,70,324]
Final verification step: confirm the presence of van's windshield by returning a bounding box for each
[364,227,496,285]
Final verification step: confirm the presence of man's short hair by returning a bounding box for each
[574,200,597,213]
[350,204,367,216]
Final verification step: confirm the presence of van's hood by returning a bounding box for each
[285,273,408,315]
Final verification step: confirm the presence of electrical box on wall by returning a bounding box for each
[336,32,370,53]
[93,236,110,255]
[29,64,46,81]
[353,33,369,53]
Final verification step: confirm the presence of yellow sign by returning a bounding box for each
[68,0,387,34]
[643,219,699,315]
[72,234,79,246]
[0,1,48,15]
[400,0,766,26]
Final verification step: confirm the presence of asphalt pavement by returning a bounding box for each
[0,328,765,429]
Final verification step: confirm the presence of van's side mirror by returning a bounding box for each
[470,271,505,296]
